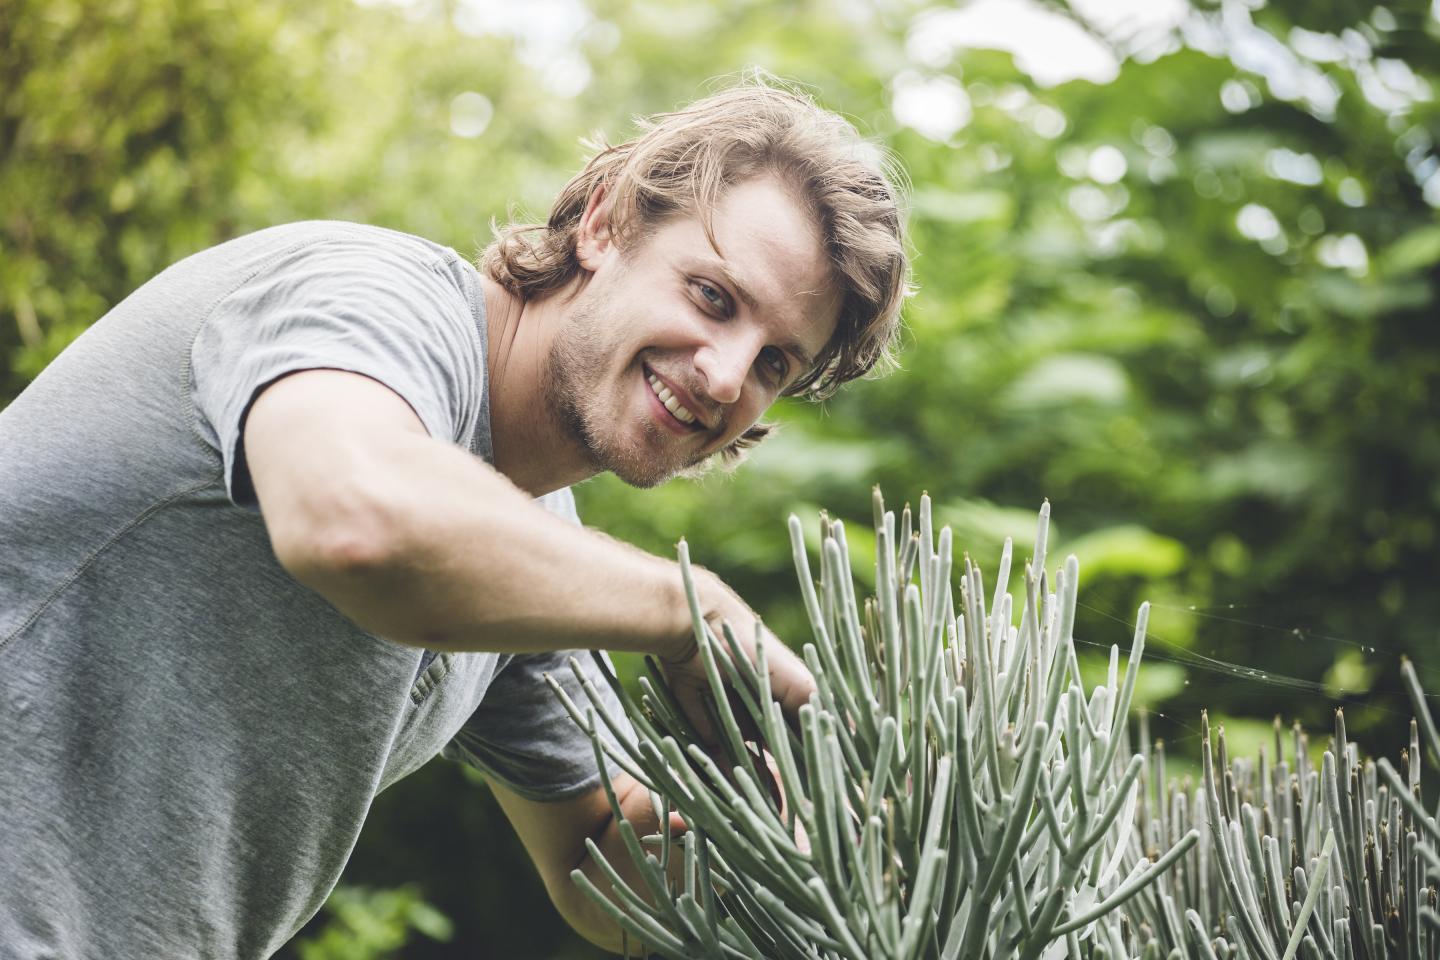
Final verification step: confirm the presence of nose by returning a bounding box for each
[694,329,762,406]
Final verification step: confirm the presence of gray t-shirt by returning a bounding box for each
[0,222,625,959]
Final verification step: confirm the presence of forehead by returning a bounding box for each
[664,177,840,357]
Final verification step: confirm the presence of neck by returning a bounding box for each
[481,275,597,497]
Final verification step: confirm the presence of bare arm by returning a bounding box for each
[246,368,816,722]
[245,368,708,658]
[491,758,794,955]
[488,773,680,957]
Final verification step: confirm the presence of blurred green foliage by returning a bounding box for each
[4,0,1437,956]
[293,885,452,960]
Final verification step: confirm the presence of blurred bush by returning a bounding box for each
[293,885,452,960]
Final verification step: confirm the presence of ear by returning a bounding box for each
[575,183,614,271]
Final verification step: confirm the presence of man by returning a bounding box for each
[0,81,908,958]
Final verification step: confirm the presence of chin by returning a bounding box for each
[565,397,715,488]
[612,469,672,490]
[604,449,692,489]
[601,441,715,490]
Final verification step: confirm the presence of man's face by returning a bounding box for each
[543,176,840,488]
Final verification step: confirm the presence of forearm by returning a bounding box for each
[275,427,698,657]
[567,792,688,956]
[487,772,683,958]
[567,836,647,956]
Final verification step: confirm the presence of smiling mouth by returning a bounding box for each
[645,370,701,427]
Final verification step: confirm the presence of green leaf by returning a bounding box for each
[1061,525,1187,584]
[1377,224,1440,277]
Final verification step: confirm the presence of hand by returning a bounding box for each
[604,756,808,891]
[656,566,816,749]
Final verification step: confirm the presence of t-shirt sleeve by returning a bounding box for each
[443,488,639,800]
[190,231,482,507]
[443,647,635,800]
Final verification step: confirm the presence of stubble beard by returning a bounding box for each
[541,301,706,489]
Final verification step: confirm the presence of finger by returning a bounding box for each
[763,639,818,717]
[729,619,815,721]
[755,748,785,816]
[794,816,812,855]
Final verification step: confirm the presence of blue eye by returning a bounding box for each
[760,347,789,379]
[697,282,725,309]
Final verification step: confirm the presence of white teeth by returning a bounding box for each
[647,373,697,425]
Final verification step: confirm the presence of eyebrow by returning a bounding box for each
[704,259,821,373]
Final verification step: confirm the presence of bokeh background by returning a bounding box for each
[4,0,1438,955]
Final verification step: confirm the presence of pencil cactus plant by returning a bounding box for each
[548,492,1199,958]
[1113,657,1440,960]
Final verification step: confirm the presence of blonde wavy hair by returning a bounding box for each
[481,76,911,458]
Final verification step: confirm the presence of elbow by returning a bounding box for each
[271,485,398,577]
[275,519,397,585]
[266,478,417,624]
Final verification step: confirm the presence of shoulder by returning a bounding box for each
[208,222,471,290]
[270,222,465,272]
[206,222,481,341]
